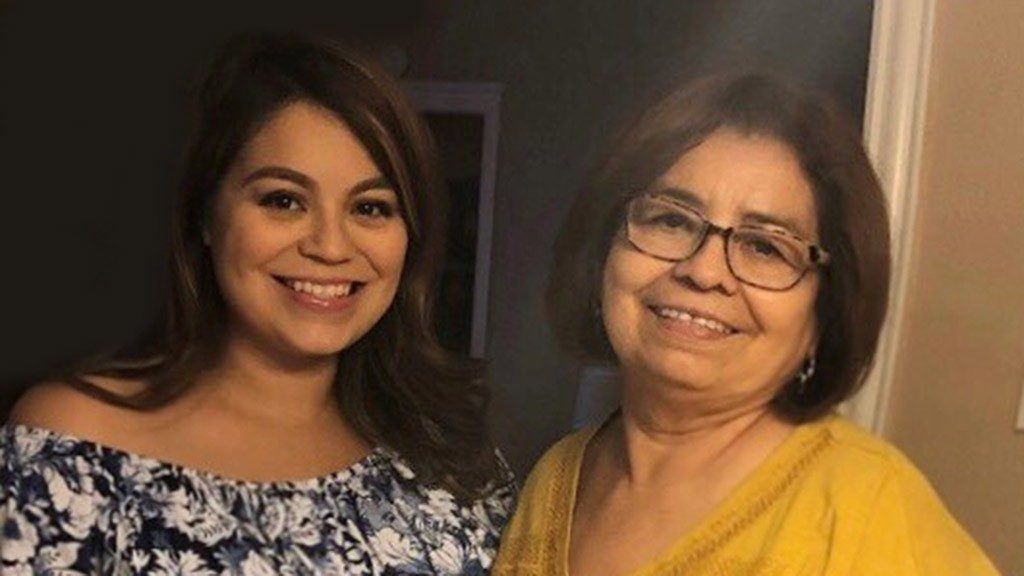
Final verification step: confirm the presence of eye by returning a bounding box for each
[734,230,801,265]
[747,238,784,259]
[630,197,704,236]
[638,208,702,236]
[651,211,699,232]
[353,199,398,219]
[258,191,304,212]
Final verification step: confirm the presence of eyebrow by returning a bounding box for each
[647,186,707,211]
[349,175,395,195]
[241,166,314,188]
[241,166,393,195]
[742,211,812,238]
[647,185,812,238]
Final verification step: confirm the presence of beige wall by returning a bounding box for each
[886,1,1024,573]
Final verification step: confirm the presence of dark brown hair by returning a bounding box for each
[63,32,501,498]
[547,72,891,422]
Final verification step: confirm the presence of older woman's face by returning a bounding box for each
[602,129,819,408]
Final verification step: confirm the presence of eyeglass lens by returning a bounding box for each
[626,196,810,289]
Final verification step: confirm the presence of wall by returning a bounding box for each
[885,1,1024,573]
[421,0,873,474]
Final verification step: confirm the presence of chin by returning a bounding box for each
[307,338,362,358]
[277,330,365,361]
[637,352,717,388]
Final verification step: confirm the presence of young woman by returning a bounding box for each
[2,32,514,575]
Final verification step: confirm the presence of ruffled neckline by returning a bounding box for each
[1,422,404,493]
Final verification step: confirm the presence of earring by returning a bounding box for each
[797,356,817,394]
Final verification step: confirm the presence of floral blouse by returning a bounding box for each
[0,424,516,575]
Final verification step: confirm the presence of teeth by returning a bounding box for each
[655,307,732,334]
[326,284,352,297]
[286,280,354,299]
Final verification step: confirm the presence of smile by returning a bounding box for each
[273,276,365,305]
[649,305,737,335]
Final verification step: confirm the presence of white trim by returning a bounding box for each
[403,82,503,358]
[1015,377,1024,432]
[843,0,936,433]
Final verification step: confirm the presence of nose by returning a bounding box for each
[670,230,739,295]
[298,212,354,264]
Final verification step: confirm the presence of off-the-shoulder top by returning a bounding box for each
[0,424,515,575]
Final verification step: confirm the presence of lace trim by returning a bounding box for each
[492,429,593,576]
[530,420,834,575]
[651,428,831,575]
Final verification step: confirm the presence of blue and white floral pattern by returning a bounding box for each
[0,425,515,575]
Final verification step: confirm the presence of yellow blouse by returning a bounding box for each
[493,415,1001,575]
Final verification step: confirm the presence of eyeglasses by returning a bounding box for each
[625,193,830,291]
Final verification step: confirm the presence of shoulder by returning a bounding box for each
[2,390,123,573]
[500,426,593,530]
[791,416,946,516]
[520,426,594,497]
[492,429,593,575]
[729,416,1001,574]
[7,377,146,443]
[802,418,999,574]
[808,416,926,488]
[2,381,133,499]
[782,416,939,525]
[817,419,968,530]
[814,417,951,512]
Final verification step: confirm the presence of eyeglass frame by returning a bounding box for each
[623,192,831,291]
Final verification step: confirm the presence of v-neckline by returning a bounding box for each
[554,415,833,576]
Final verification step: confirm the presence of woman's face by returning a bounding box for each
[207,101,408,362]
[602,129,819,409]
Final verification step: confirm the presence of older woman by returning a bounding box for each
[494,73,998,575]
[1,33,513,575]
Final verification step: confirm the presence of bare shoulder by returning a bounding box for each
[8,376,147,440]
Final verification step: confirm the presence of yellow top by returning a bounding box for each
[493,415,1001,576]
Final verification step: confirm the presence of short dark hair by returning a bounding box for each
[547,72,891,422]
[65,32,501,498]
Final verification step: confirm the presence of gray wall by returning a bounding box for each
[414,0,873,474]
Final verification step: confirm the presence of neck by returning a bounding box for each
[192,330,341,427]
[610,370,794,487]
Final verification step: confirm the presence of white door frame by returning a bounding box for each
[402,81,503,359]
[843,0,937,434]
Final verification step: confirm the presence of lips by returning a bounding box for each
[648,304,738,335]
[273,276,365,303]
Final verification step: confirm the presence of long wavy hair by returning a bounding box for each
[47,32,500,499]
